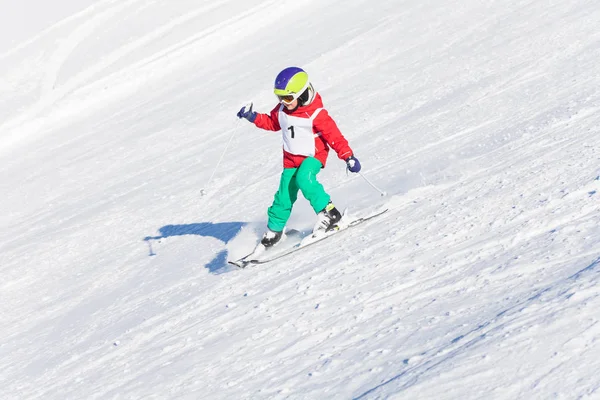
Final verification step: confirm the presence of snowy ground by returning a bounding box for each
[1,0,599,399]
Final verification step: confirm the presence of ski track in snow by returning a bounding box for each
[1,0,600,399]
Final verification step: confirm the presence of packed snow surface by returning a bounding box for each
[1,0,599,399]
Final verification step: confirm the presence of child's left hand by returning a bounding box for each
[346,156,361,173]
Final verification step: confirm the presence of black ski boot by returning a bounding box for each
[260,229,283,248]
[313,201,342,232]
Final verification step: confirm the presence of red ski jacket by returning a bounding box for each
[253,93,353,169]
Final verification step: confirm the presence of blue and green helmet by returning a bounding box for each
[273,67,311,104]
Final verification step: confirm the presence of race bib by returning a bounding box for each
[278,105,323,156]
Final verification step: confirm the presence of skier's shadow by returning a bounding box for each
[144,222,246,273]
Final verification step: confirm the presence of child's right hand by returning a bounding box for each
[237,102,257,123]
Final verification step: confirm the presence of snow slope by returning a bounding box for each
[1,0,599,398]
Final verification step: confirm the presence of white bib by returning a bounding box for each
[278,105,323,156]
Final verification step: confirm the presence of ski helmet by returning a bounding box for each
[273,67,314,106]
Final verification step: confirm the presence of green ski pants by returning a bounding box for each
[267,157,330,232]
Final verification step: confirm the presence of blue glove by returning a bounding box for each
[237,102,257,123]
[346,156,361,173]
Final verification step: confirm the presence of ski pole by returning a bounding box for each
[358,171,387,197]
[201,124,239,196]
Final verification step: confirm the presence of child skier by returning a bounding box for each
[236,66,361,249]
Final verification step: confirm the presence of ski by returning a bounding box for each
[227,229,303,268]
[228,208,388,268]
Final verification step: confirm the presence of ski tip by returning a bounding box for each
[228,260,248,268]
[228,259,261,268]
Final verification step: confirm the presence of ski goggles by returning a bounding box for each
[275,80,310,105]
[277,94,297,104]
